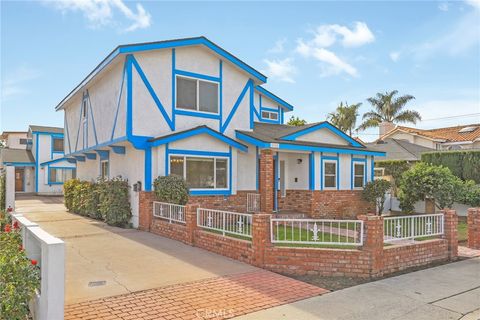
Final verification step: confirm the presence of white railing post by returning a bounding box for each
[222,211,226,236]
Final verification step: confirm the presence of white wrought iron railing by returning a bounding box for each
[383,213,444,243]
[153,201,186,224]
[197,208,253,239]
[270,218,364,246]
[247,193,260,213]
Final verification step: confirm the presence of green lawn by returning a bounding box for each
[458,218,468,242]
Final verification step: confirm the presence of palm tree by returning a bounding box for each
[327,102,361,136]
[358,90,421,131]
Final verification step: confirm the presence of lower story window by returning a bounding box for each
[170,155,228,189]
[323,161,337,188]
[49,168,76,183]
[100,160,109,180]
[353,162,365,188]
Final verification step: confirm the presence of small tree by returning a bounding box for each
[362,179,392,215]
[154,175,189,205]
[398,162,464,213]
[286,116,307,126]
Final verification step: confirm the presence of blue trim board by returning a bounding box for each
[35,133,39,193]
[309,152,314,190]
[144,147,152,191]
[73,156,85,162]
[174,109,220,120]
[40,157,73,166]
[110,145,126,154]
[320,155,340,190]
[280,122,363,147]
[219,60,223,132]
[171,49,176,130]
[95,150,109,160]
[126,55,133,138]
[3,162,35,167]
[221,79,252,133]
[168,149,230,157]
[255,86,294,111]
[165,143,169,176]
[274,153,278,211]
[111,57,127,140]
[235,132,386,157]
[255,146,259,191]
[84,152,97,160]
[351,157,367,189]
[371,156,375,181]
[85,90,99,145]
[175,69,220,82]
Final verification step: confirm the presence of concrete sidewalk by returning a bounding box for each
[235,257,480,320]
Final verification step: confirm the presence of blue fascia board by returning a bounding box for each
[168,148,230,157]
[40,157,73,166]
[66,158,77,164]
[3,162,35,167]
[255,86,294,111]
[175,69,221,82]
[73,156,86,162]
[95,150,110,160]
[65,136,128,157]
[190,189,231,196]
[235,132,386,156]
[260,106,280,113]
[149,126,248,153]
[31,131,64,137]
[174,109,220,120]
[84,152,97,160]
[280,122,363,148]
[110,145,126,154]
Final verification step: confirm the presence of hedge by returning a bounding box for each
[421,150,480,183]
[0,174,5,210]
[63,177,131,227]
[153,175,189,205]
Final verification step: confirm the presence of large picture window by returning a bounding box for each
[176,76,219,114]
[52,138,64,152]
[353,162,365,188]
[49,168,76,184]
[170,155,228,189]
[323,160,337,188]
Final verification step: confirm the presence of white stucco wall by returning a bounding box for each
[237,143,257,191]
[24,167,35,193]
[278,152,309,190]
[298,128,349,145]
[5,133,28,149]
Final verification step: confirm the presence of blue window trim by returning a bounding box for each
[165,145,232,196]
[309,152,315,190]
[274,152,278,211]
[280,122,363,147]
[235,131,386,157]
[47,166,76,185]
[320,154,340,190]
[221,79,253,133]
[174,109,221,120]
[144,147,152,191]
[111,58,127,140]
[255,146,259,191]
[370,156,375,181]
[351,157,367,190]
[3,162,35,167]
[255,86,294,111]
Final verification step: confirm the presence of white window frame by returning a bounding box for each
[261,110,279,121]
[175,75,220,115]
[169,154,229,191]
[353,161,366,189]
[374,167,385,179]
[100,160,109,180]
[323,160,337,189]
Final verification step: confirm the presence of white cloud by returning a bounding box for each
[1,65,41,102]
[389,51,401,62]
[311,48,358,77]
[465,0,480,10]
[438,2,450,11]
[262,58,297,83]
[45,0,151,32]
[306,22,375,49]
[268,38,287,54]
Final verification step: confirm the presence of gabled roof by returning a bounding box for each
[0,148,35,164]
[1,131,28,139]
[56,36,268,111]
[383,123,480,143]
[255,86,294,111]
[29,125,63,134]
[148,125,248,152]
[366,138,434,161]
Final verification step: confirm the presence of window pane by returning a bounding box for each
[170,156,184,177]
[53,138,64,152]
[270,112,278,120]
[101,161,109,179]
[261,111,269,119]
[186,157,214,188]
[354,163,364,176]
[198,81,218,113]
[325,176,336,188]
[176,77,197,110]
[72,169,77,179]
[56,169,62,182]
[354,176,364,188]
[216,159,227,188]
[325,162,336,175]
[50,168,57,183]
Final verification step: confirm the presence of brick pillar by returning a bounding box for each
[138,191,155,231]
[185,204,198,245]
[443,209,458,260]
[259,149,274,213]
[425,198,436,214]
[467,208,480,250]
[252,213,271,267]
[359,214,384,277]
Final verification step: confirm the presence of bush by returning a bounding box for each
[153,175,189,205]
[0,222,40,320]
[362,179,392,215]
[422,150,480,183]
[375,160,411,195]
[398,162,464,212]
[97,177,132,227]
[0,174,5,210]
[458,180,480,207]
[63,179,80,212]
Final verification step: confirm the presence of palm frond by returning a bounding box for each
[393,110,422,124]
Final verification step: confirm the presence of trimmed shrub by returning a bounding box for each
[362,179,392,215]
[97,177,131,227]
[153,175,189,205]
[375,160,411,195]
[63,179,80,212]
[0,174,5,210]
[458,180,480,207]
[422,150,480,183]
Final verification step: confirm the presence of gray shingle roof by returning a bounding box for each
[0,148,35,164]
[29,125,63,134]
[366,138,434,161]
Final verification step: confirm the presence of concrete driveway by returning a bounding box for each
[15,195,258,304]
[235,257,480,320]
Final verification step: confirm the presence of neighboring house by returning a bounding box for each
[0,126,76,201]
[55,36,385,227]
[381,123,480,150]
[366,138,434,178]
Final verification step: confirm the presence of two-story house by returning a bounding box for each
[55,37,385,227]
[1,126,76,208]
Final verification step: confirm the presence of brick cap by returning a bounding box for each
[357,214,382,221]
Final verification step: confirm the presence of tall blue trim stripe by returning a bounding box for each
[255,146,259,191]
[126,55,133,138]
[86,90,99,145]
[219,60,223,132]
[130,55,174,130]
[371,156,375,181]
[229,147,232,195]
[274,153,278,211]
[165,143,169,175]
[175,69,221,82]
[171,49,176,130]
[309,152,314,190]
[35,133,39,192]
[255,86,294,111]
[221,79,252,133]
[144,147,152,191]
[74,96,84,152]
[280,122,363,147]
[64,113,72,154]
[111,58,127,140]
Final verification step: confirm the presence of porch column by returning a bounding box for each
[5,166,15,210]
[259,149,274,213]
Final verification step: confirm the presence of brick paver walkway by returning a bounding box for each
[65,270,328,320]
[458,245,480,258]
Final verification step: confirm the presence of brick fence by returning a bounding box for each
[139,194,459,278]
[467,208,480,249]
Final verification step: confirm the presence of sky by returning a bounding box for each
[1,0,479,142]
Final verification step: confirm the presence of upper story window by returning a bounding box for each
[353,162,365,188]
[170,155,228,189]
[323,160,337,189]
[176,76,219,114]
[261,110,279,121]
[19,138,31,145]
[52,138,64,153]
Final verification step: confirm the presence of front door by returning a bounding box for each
[15,168,24,192]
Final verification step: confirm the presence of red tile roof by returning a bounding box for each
[387,124,480,142]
